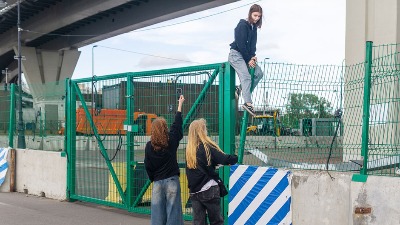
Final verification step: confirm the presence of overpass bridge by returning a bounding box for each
[0,0,237,99]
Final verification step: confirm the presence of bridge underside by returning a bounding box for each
[0,0,238,85]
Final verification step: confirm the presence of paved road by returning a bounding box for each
[0,192,151,225]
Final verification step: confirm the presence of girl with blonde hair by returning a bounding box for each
[144,95,185,225]
[186,118,238,225]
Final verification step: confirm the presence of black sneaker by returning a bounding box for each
[235,86,242,100]
[242,103,256,116]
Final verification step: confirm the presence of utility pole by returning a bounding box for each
[16,0,26,148]
[263,91,268,115]
[0,1,25,147]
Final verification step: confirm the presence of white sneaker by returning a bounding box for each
[242,103,256,116]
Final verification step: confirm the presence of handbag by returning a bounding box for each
[198,165,228,197]
[215,178,228,197]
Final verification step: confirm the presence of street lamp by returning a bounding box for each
[282,96,287,125]
[91,45,98,111]
[262,57,269,115]
[340,58,345,111]
[263,57,270,74]
[2,68,8,91]
[0,0,6,8]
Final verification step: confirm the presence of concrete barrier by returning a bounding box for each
[0,149,66,200]
[291,170,400,225]
[1,148,399,224]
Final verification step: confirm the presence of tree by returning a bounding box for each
[282,93,333,128]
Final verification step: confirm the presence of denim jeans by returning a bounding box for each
[190,185,223,225]
[228,49,264,104]
[151,175,184,225]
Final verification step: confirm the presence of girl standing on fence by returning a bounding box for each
[228,4,264,116]
[144,95,185,225]
[186,118,238,225]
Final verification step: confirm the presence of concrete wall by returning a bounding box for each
[346,0,400,64]
[344,0,400,162]
[0,149,66,200]
[292,170,400,225]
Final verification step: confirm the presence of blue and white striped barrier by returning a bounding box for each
[0,147,10,186]
[229,165,292,225]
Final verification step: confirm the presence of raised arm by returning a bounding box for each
[177,95,184,113]
[169,95,185,142]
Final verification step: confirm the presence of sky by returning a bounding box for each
[72,0,346,79]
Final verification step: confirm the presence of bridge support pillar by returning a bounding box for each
[12,46,80,134]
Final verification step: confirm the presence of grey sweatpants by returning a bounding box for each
[228,49,263,104]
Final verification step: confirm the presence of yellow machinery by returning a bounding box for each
[246,111,281,136]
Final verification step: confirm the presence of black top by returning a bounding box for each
[186,143,238,193]
[144,112,183,182]
[230,19,258,64]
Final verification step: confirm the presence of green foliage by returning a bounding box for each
[282,93,333,128]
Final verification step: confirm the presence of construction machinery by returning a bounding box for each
[246,110,281,136]
[59,108,158,135]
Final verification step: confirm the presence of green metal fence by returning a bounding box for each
[3,41,399,221]
[237,62,356,171]
[364,42,400,176]
[0,84,15,148]
[3,81,65,150]
[236,41,399,177]
[65,63,234,220]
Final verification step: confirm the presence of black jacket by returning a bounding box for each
[186,143,238,193]
[144,112,183,182]
[230,19,258,64]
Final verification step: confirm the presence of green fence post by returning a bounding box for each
[360,41,373,176]
[219,62,236,224]
[238,68,255,164]
[126,76,134,208]
[66,78,77,200]
[8,84,16,148]
[62,78,67,157]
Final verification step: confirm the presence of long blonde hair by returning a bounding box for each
[186,118,224,169]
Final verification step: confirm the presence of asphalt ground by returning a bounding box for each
[0,192,152,225]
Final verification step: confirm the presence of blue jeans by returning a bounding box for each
[228,49,264,104]
[151,176,184,225]
[190,185,223,225]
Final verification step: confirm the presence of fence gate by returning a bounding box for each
[66,63,232,220]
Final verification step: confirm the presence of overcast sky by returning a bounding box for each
[72,0,346,79]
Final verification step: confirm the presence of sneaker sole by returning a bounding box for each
[242,105,256,116]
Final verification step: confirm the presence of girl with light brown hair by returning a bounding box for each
[144,95,185,225]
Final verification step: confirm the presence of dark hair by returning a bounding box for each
[150,117,169,151]
[247,4,263,28]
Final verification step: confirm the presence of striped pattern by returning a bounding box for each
[229,165,292,225]
[0,147,10,186]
